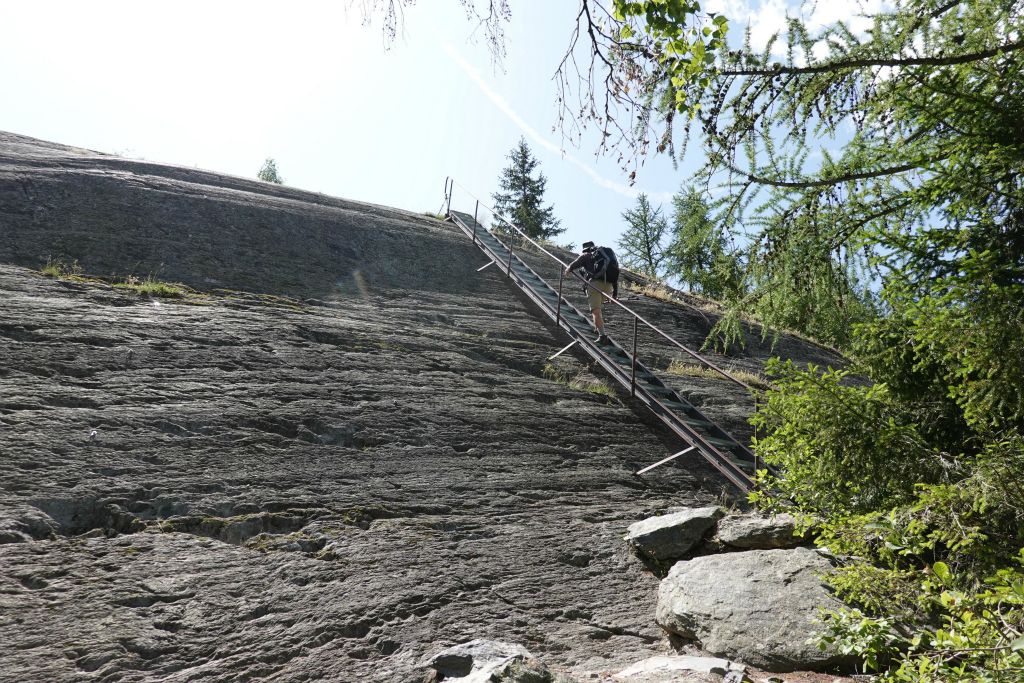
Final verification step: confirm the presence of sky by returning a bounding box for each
[0,0,868,252]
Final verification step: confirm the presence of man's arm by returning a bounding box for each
[564,254,587,274]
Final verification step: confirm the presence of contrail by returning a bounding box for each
[442,42,673,204]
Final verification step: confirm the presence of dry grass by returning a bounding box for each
[665,359,773,391]
[543,363,618,400]
[39,258,83,279]
[625,280,844,356]
[625,280,724,315]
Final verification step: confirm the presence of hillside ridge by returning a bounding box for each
[0,132,846,682]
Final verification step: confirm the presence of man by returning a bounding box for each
[564,241,619,344]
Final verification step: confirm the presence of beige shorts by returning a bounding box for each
[587,279,613,310]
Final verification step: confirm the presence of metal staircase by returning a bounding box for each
[445,189,767,493]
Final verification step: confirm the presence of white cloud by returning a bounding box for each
[442,42,673,204]
[806,0,892,35]
[705,0,790,55]
[703,0,895,58]
[749,0,792,55]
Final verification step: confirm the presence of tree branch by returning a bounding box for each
[730,158,933,189]
[720,38,1024,77]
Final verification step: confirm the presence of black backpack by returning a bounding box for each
[588,246,619,284]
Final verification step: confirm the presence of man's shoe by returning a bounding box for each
[595,334,611,345]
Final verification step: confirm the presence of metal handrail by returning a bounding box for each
[445,177,755,394]
[447,207,763,490]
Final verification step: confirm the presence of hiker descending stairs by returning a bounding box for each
[444,179,768,493]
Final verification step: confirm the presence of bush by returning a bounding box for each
[751,359,945,514]
[751,357,1024,681]
[819,551,1024,682]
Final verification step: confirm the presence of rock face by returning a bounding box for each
[625,507,724,561]
[656,548,855,672]
[0,132,849,681]
[0,132,484,299]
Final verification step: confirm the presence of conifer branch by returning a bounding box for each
[720,39,1024,77]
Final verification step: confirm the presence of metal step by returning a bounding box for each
[449,209,759,491]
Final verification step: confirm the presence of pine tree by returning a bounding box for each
[491,138,562,241]
[664,186,738,300]
[617,193,667,278]
[258,158,283,184]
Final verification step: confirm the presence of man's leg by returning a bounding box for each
[588,281,612,342]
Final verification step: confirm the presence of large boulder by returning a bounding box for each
[656,548,856,672]
[625,507,724,561]
[716,513,803,550]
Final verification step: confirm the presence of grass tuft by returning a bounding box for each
[40,258,83,279]
[114,275,186,298]
[543,363,618,400]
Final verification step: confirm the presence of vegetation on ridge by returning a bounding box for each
[38,259,189,299]
[40,257,82,279]
[113,275,186,298]
[257,157,284,184]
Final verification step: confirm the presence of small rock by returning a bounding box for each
[0,528,31,544]
[717,513,802,550]
[0,517,34,544]
[2,508,58,540]
[77,528,106,539]
[425,639,559,682]
[625,507,724,561]
[615,655,746,680]
[723,672,751,683]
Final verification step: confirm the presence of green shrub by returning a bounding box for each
[819,552,1024,682]
[751,357,1024,681]
[750,359,944,514]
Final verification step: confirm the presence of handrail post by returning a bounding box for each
[556,268,564,326]
[472,200,479,243]
[446,177,756,395]
[506,242,514,278]
[445,177,452,215]
[753,395,759,474]
[631,316,639,397]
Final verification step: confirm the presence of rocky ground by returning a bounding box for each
[0,132,849,682]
